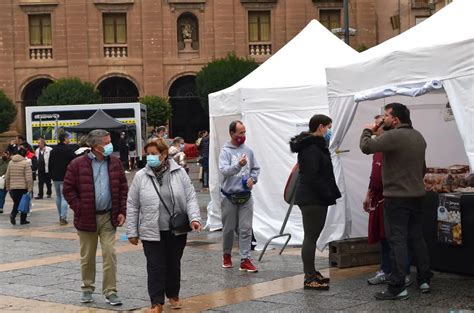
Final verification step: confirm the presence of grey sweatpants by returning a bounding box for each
[221,196,253,260]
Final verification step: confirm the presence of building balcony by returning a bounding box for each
[104,44,128,58]
[249,42,272,59]
[29,46,53,60]
[412,0,430,9]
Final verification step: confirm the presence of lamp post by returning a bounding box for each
[344,0,350,44]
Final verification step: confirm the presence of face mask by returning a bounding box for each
[324,128,333,142]
[102,143,114,157]
[235,136,246,145]
[163,133,168,139]
[147,155,161,168]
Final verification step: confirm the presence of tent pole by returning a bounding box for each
[344,0,350,44]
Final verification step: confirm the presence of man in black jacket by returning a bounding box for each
[49,133,76,225]
[360,102,433,300]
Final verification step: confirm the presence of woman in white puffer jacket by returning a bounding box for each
[126,138,201,313]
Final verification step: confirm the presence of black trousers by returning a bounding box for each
[299,204,328,274]
[37,171,52,197]
[384,197,433,294]
[10,189,28,222]
[142,231,187,305]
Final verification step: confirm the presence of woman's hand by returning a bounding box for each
[191,221,201,232]
[128,237,139,245]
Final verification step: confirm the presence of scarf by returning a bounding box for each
[152,158,170,186]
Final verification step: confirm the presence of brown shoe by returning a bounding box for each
[59,219,68,225]
[149,304,163,313]
[169,297,182,309]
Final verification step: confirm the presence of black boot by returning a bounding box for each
[20,213,30,225]
[10,214,16,225]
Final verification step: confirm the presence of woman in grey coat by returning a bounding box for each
[126,138,201,313]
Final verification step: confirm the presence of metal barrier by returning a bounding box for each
[258,196,294,262]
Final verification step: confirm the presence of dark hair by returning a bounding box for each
[58,133,67,143]
[229,120,243,134]
[17,146,27,157]
[17,135,26,141]
[309,114,332,132]
[385,102,411,125]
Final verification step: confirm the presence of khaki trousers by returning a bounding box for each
[78,212,117,296]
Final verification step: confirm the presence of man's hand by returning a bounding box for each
[117,214,126,227]
[239,154,248,167]
[363,123,379,133]
[128,237,139,245]
[247,178,254,189]
[191,221,201,232]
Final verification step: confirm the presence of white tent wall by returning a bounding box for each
[205,19,358,246]
[241,89,329,246]
[207,114,241,231]
[443,76,474,168]
[329,91,470,243]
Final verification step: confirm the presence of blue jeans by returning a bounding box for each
[53,181,69,220]
[0,189,7,210]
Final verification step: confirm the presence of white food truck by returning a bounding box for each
[25,102,147,160]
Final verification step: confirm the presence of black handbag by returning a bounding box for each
[150,176,192,233]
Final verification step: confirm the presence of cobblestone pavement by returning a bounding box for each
[0,164,473,312]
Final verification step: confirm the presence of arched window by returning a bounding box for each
[177,13,199,51]
[97,76,139,103]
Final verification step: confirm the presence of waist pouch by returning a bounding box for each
[222,190,251,205]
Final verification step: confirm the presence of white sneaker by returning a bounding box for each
[368,270,388,285]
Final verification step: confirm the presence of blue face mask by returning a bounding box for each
[147,155,161,168]
[180,143,185,151]
[324,128,333,142]
[102,143,114,157]
[163,133,169,139]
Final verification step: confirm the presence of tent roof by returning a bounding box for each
[64,109,131,132]
[209,19,358,117]
[326,0,474,96]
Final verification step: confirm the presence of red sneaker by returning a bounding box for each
[239,258,258,273]
[222,254,233,268]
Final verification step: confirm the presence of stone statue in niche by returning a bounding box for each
[181,21,193,40]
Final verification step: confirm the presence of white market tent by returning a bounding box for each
[206,20,358,249]
[325,0,474,247]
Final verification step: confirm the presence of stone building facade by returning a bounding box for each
[0,0,450,142]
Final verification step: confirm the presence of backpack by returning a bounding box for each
[283,164,299,204]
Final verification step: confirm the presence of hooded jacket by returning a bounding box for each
[5,155,33,192]
[219,141,260,194]
[289,132,341,206]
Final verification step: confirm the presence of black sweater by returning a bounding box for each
[290,132,341,206]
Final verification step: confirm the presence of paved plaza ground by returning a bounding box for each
[0,165,474,312]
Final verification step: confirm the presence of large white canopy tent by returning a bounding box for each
[206,20,358,248]
[325,0,473,249]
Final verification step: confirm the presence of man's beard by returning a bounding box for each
[382,123,392,131]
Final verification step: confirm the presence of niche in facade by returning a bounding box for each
[177,13,199,56]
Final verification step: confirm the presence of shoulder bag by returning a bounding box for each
[149,176,191,233]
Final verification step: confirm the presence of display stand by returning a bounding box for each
[258,197,293,262]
